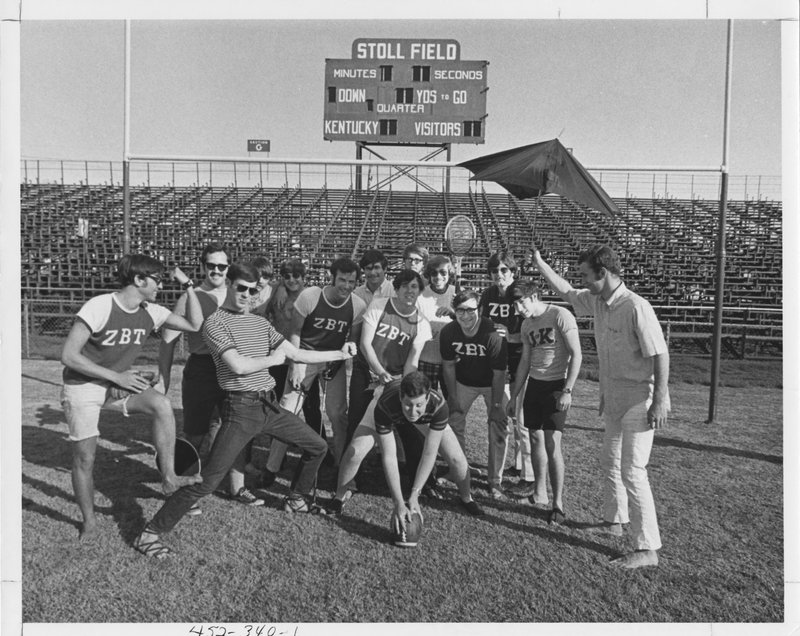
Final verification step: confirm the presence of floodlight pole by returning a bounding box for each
[122,19,131,255]
[708,20,734,424]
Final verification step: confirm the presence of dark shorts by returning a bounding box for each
[522,377,568,432]
[507,342,523,384]
[181,354,227,437]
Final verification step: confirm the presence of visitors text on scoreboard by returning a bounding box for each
[323,38,488,144]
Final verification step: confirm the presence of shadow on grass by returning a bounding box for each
[653,434,782,464]
[35,403,67,427]
[22,416,172,544]
[22,495,81,533]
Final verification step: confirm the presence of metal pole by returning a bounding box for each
[122,19,131,254]
[708,20,734,424]
[356,143,363,192]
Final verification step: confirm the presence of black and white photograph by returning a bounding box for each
[2,1,797,634]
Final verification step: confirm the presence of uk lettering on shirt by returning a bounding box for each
[528,327,556,346]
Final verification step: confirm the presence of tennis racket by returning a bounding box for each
[444,214,477,290]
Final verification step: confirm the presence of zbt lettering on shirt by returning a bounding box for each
[488,303,511,318]
[100,328,148,346]
[453,342,487,357]
[312,317,349,333]
[376,322,411,345]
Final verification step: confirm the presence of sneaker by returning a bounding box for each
[283,494,327,514]
[260,469,277,489]
[488,487,508,501]
[230,487,265,506]
[186,502,202,516]
[506,480,537,499]
[459,499,485,516]
[421,484,445,500]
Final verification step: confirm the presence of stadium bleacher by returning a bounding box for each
[20,182,782,357]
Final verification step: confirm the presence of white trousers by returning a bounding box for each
[601,399,662,551]
[448,382,510,488]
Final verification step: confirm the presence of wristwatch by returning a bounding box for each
[562,387,572,394]
[182,279,195,290]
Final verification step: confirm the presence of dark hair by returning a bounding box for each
[200,242,229,264]
[329,257,361,279]
[227,262,259,284]
[250,256,273,279]
[424,255,454,279]
[399,371,431,399]
[359,249,388,270]
[487,250,517,273]
[509,279,542,302]
[578,245,621,277]
[117,254,163,287]
[402,243,429,263]
[392,268,425,291]
[279,258,306,278]
[451,290,480,308]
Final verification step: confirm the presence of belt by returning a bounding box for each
[226,389,281,413]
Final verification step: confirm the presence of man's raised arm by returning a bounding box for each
[532,249,574,300]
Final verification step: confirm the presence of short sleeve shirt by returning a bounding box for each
[203,308,285,392]
[359,298,432,375]
[480,285,524,343]
[520,304,578,381]
[416,285,456,364]
[565,283,668,409]
[63,293,172,385]
[353,278,396,306]
[374,381,449,435]
[439,317,508,387]
[293,287,366,351]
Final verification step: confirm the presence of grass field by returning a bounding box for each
[20,357,783,623]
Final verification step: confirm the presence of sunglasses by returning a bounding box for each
[455,306,479,315]
[205,262,229,272]
[282,272,303,280]
[145,274,163,285]
[235,284,260,296]
[489,267,512,274]
[406,256,424,264]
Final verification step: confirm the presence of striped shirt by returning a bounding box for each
[202,307,285,392]
[374,381,449,435]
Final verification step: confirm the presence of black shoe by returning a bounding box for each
[548,507,566,525]
[325,497,345,517]
[459,499,485,516]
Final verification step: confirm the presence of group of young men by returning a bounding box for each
[60,238,669,569]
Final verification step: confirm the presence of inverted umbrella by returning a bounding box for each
[458,138,620,216]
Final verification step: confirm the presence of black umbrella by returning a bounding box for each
[458,138,620,216]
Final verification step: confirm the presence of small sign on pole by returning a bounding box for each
[247,139,271,153]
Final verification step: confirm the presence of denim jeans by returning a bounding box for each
[147,391,327,534]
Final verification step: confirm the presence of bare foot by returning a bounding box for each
[78,520,99,542]
[586,521,624,536]
[162,473,203,495]
[610,550,659,569]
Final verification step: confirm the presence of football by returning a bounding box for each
[391,511,424,548]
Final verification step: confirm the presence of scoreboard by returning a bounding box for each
[323,38,488,144]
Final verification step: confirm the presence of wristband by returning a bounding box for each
[182,280,195,290]
[562,387,572,394]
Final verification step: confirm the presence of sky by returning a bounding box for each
[19,17,786,179]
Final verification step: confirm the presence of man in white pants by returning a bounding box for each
[533,244,670,569]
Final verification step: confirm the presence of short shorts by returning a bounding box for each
[61,381,130,442]
[522,377,568,432]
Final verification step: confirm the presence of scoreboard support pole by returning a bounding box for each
[354,141,451,194]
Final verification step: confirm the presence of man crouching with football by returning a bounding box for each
[340,371,485,534]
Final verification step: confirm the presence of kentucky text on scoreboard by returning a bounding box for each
[323,38,488,144]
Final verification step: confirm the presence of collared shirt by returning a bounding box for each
[353,278,395,307]
[416,284,456,364]
[566,283,668,413]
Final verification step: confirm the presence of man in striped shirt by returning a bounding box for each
[133,262,356,558]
